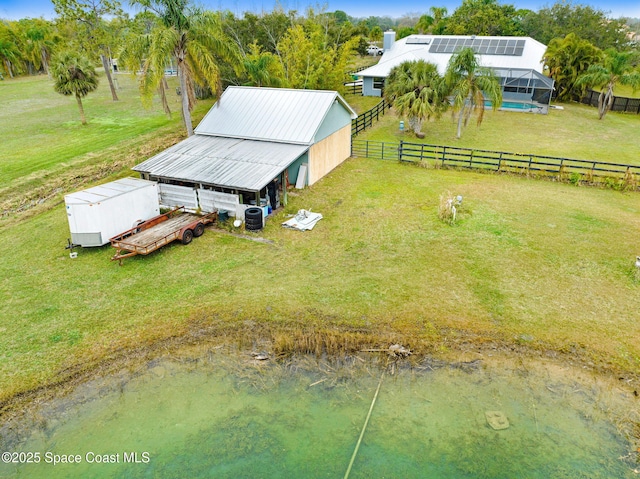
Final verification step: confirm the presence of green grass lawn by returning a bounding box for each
[1,157,639,402]
[363,102,640,165]
[343,93,382,114]
[0,73,215,197]
[601,84,640,99]
[1,75,639,405]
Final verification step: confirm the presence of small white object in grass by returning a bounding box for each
[233,219,242,228]
[456,195,463,204]
[636,256,640,269]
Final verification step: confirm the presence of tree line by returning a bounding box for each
[1,0,638,130]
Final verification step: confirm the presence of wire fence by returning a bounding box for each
[580,89,640,114]
[351,139,640,190]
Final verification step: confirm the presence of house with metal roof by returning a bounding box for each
[359,31,554,113]
[134,86,357,217]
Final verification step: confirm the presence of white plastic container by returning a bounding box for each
[64,177,160,247]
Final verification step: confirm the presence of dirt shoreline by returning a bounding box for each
[1,319,639,433]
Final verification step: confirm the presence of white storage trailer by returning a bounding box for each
[65,178,160,247]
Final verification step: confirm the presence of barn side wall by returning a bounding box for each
[307,124,352,186]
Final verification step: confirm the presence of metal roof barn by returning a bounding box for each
[194,86,356,145]
[132,86,356,216]
[133,136,308,191]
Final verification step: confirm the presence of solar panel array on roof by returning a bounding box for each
[429,38,525,56]
[406,37,431,44]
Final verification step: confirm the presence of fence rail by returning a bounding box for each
[351,139,640,188]
[351,139,400,160]
[344,80,363,95]
[581,89,640,114]
[349,64,377,74]
[351,99,391,136]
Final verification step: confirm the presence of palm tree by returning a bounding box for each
[575,49,640,120]
[0,22,22,78]
[51,51,99,125]
[17,18,58,77]
[384,60,447,136]
[429,7,449,35]
[543,33,602,102]
[52,0,121,102]
[415,15,434,34]
[445,47,502,139]
[129,0,240,136]
[241,43,282,87]
[119,21,172,116]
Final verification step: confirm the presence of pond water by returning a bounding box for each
[0,352,636,479]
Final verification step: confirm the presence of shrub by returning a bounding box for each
[569,172,582,185]
[438,191,465,225]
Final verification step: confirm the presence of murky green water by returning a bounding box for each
[0,353,636,478]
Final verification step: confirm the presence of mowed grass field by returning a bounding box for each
[362,101,640,165]
[0,74,639,404]
[0,73,215,213]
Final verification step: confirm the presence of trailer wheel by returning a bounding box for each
[193,223,205,237]
[181,229,194,245]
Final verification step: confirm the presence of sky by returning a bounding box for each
[1,0,639,21]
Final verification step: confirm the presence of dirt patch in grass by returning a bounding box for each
[0,127,185,227]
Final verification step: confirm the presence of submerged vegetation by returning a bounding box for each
[0,5,639,463]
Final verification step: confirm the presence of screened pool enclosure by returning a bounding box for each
[491,68,555,114]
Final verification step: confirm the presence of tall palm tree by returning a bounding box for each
[119,21,172,116]
[429,7,449,35]
[52,0,121,102]
[575,49,640,120]
[51,51,99,125]
[129,0,240,136]
[445,47,502,139]
[384,60,447,136]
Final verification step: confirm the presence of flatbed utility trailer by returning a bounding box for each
[110,206,217,264]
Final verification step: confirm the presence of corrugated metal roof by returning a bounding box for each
[358,35,548,78]
[133,136,308,191]
[194,86,357,145]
